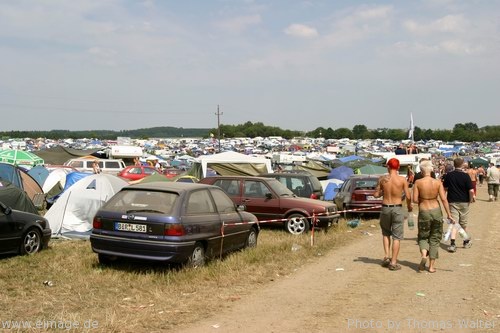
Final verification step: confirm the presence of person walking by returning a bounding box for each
[486,162,500,201]
[374,158,413,271]
[412,160,454,273]
[477,165,485,186]
[442,157,475,252]
[464,163,478,198]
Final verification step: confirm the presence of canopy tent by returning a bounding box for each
[0,149,44,167]
[468,157,489,168]
[190,151,273,179]
[33,146,104,165]
[290,160,331,180]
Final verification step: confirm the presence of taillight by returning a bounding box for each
[352,193,366,201]
[93,217,102,229]
[310,193,318,200]
[164,224,185,236]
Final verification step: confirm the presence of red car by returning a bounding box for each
[199,176,339,235]
[117,165,160,181]
[333,175,383,218]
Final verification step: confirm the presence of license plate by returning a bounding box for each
[366,196,377,201]
[115,222,147,233]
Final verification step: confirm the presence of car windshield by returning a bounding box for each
[266,179,295,196]
[103,189,178,214]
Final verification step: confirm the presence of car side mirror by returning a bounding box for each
[236,204,246,211]
[0,202,12,215]
[265,193,273,199]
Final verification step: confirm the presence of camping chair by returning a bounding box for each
[32,192,47,210]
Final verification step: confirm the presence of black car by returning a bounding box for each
[0,201,51,256]
[260,171,324,200]
[90,182,259,267]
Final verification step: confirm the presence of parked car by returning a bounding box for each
[260,171,324,200]
[175,175,199,183]
[117,165,161,181]
[199,176,339,235]
[90,182,259,267]
[163,167,185,179]
[0,201,51,256]
[334,175,383,218]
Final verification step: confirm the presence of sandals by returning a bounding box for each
[418,258,427,272]
[388,263,401,271]
[381,257,391,267]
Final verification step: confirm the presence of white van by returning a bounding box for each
[64,158,126,174]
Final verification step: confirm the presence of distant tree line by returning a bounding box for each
[214,122,500,142]
[1,122,499,142]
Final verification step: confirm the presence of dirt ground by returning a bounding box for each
[176,184,500,333]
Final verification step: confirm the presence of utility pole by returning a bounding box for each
[215,105,223,153]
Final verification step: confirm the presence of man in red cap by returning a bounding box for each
[374,158,413,271]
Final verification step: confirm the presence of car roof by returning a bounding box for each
[260,172,312,177]
[204,175,271,181]
[124,181,215,193]
[347,174,383,179]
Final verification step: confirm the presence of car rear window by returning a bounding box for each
[354,179,378,189]
[104,190,177,214]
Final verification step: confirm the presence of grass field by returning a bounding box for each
[0,218,377,332]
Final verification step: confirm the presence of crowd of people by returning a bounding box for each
[375,156,500,273]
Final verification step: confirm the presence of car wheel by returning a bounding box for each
[20,228,42,255]
[188,242,206,268]
[285,214,309,235]
[245,228,258,248]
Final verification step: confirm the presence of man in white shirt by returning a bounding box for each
[486,162,500,201]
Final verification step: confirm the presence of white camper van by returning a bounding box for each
[64,158,126,174]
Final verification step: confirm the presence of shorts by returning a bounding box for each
[488,183,499,197]
[449,202,470,228]
[379,206,405,240]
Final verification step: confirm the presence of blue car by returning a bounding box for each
[90,182,259,267]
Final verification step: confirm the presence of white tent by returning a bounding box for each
[44,174,128,235]
[194,151,273,178]
[42,168,72,193]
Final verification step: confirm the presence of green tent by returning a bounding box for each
[356,164,387,175]
[468,157,489,168]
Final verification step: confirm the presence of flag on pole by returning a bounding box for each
[408,112,414,141]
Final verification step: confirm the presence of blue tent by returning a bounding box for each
[28,165,49,187]
[47,171,91,204]
[327,165,354,181]
[338,155,365,163]
[324,182,341,200]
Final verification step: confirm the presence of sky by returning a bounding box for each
[1,0,499,133]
